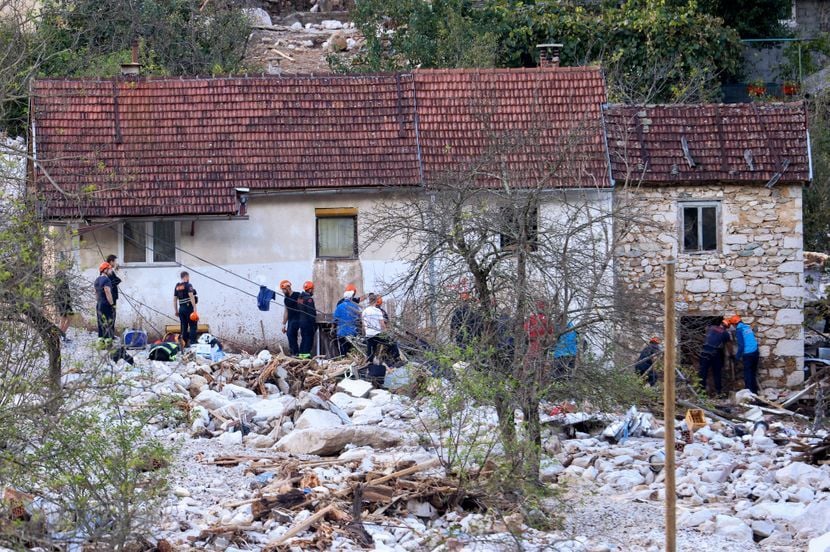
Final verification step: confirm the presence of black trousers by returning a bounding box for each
[336,336,354,357]
[698,350,724,395]
[299,323,316,356]
[367,334,400,363]
[286,320,300,356]
[96,303,115,339]
[742,351,760,393]
[178,305,197,346]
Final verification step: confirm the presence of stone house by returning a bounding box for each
[29,69,812,386]
[605,103,811,388]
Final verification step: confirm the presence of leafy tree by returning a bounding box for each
[345,0,743,103]
[805,91,830,252]
[671,0,792,39]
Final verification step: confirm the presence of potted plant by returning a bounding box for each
[783,81,799,95]
[747,80,767,98]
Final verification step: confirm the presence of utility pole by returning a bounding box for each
[663,258,677,552]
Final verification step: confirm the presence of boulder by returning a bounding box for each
[715,515,753,542]
[751,520,775,539]
[793,499,830,537]
[194,389,230,411]
[321,19,344,29]
[679,508,716,528]
[250,396,297,421]
[188,374,209,397]
[750,501,806,522]
[274,426,402,456]
[218,431,243,447]
[221,384,257,400]
[336,378,373,399]
[295,409,344,430]
[329,392,373,414]
[216,401,256,424]
[810,532,830,552]
[243,7,272,27]
[775,462,823,487]
[351,406,384,425]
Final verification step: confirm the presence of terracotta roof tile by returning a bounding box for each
[604,103,810,185]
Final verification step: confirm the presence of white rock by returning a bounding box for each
[775,462,823,486]
[250,396,297,421]
[682,443,710,460]
[243,7,272,26]
[406,499,437,518]
[291,21,303,30]
[752,520,775,538]
[215,401,256,423]
[221,383,257,400]
[329,392,373,414]
[274,426,402,456]
[194,389,230,411]
[244,434,275,448]
[792,486,815,503]
[218,431,243,447]
[321,19,344,29]
[188,374,209,396]
[351,405,384,425]
[751,501,806,522]
[715,514,753,542]
[257,350,272,363]
[295,408,344,430]
[810,532,830,552]
[680,508,715,528]
[336,378,374,398]
[793,499,830,537]
[173,486,191,497]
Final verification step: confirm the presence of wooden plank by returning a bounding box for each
[265,504,336,548]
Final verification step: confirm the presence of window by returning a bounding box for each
[121,221,176,264]
[499,204,539,251]
[681,202,719,253]
[316,208,357,258]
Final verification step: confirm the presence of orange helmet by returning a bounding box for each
[189,312,199,322]
[726,315,741,326]
[377,296,383,306]
[303,281,314,292]
[649,336,661,344]
[279,279,291,290]
[98,261,111,273]
[345,283,357,293]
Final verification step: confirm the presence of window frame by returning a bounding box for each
[678,201,721,254]
[118,221,179,267]
[315,209,358,260]
[499,204,540,252]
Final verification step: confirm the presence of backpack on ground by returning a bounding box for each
[148,342,180,362]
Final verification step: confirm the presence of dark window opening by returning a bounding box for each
[500,205,539,251]
[682,203,719,253]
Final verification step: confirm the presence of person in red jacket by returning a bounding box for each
[525,301,552,359]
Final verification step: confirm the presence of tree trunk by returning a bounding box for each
[25,307,62,401]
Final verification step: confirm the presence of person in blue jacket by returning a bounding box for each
[333,284,362,356]
[552,317,578,378]
[727,314,759,393]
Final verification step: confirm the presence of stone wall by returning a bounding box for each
[615,184,804,388]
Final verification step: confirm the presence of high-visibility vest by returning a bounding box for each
[149,342,180,361]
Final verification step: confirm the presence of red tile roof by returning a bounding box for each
[414,67,609,187]
[604,103,811,185]
[32,75,420,218]
[31,67,610,219]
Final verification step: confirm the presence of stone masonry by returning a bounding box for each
[615,184,804,388]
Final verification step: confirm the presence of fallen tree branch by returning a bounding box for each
[266,504,336,548]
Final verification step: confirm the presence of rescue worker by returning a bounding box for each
[105,254,122,324]
[524,301,552,359]
[333,284,362,356]
[94,262,116,340]
[280,280,302,356]
[635,337,661,386]
[552,313,578,377]
[362,293,401,365]
[297,281,317,358]
[450,291,482,347]
[698,319,731,396]
[173,271,198,347]
[727,315,760,393]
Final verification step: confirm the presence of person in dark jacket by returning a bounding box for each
[173,271,198,347]
[94,262,116,340]
[297,281,317,358]
[450,292,482,347]
[281,280,302,356]
[105,254,122,324]
[698,320,731,396]
[635,337,661,386]
[333,284,361,356]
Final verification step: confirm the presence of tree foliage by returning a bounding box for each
[672,0,791,39]
[345,0,743,102]
[805,92,830,252]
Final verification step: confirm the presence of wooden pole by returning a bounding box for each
[663,258,677,552]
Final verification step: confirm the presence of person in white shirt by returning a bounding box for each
[361,293,401,365]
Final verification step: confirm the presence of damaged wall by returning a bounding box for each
[615,183,804,388]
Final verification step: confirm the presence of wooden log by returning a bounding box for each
[782,383,817,407]
[265,504,336,548]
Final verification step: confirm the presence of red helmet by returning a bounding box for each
[303,281,314,292]
[98,262,111,273]
[279,279,291,290]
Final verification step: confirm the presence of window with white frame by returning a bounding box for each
[680,202,719,253]
[121,221,176,264]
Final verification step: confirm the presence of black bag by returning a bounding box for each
[111,346,135,365]
[149,342,180,361]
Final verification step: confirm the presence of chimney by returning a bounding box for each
[120,40,141,77]
[537,43,562,68]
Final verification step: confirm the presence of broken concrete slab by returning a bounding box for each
[273,425,403,456]
[295,408,344,430]
[336,378,373,398]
